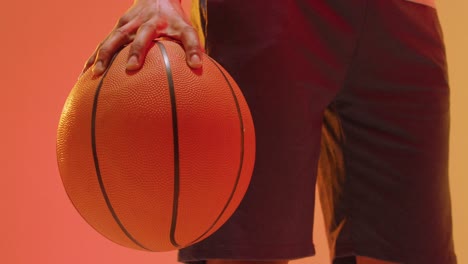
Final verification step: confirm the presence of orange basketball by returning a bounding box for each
[56,40,255,251]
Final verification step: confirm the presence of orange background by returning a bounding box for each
[1,0,465,263]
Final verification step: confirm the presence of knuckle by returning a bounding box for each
[117,15,130,26]
[185,43,200,53]
[114,27,130,38]
[86,54,96,63]
[153,20,168,32]
[141,22,157,32]
[166,24,190,40]
[182,28,200,48]
[173,21,191,32]
[181,26,197,40]
[96,46,111,59]
[181,24,196,33]
[130,42,145,53]
[86,58,94,66]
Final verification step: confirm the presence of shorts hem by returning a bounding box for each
[334,243,457,264]
[178,243,316,263]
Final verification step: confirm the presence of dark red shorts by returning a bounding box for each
[179,0,457,263]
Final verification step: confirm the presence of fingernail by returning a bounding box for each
[190,54,201,66]
[92,61,104,76]
[127,55,138,70]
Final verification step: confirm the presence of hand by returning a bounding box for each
[82,0,203,77]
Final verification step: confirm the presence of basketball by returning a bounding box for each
[56,40,255,251]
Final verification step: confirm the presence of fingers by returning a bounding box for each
[179,25,203,69]
[90,20,140,76]
[81,0,204,78]
[127,20,203,71]
[126,22,159,71]
[82,51,98,75]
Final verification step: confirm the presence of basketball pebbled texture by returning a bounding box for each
[56,40,255,252]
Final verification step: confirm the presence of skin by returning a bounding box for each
[83,1,400,263]
[82,0,203,77]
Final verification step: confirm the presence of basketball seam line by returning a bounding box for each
[91,48,151,251]
[157,42,182,248]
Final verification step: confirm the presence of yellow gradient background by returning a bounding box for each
[0,0,465,263]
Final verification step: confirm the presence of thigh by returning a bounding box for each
[318,0,456,263]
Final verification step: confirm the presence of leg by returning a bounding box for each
[318,0,456,263]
